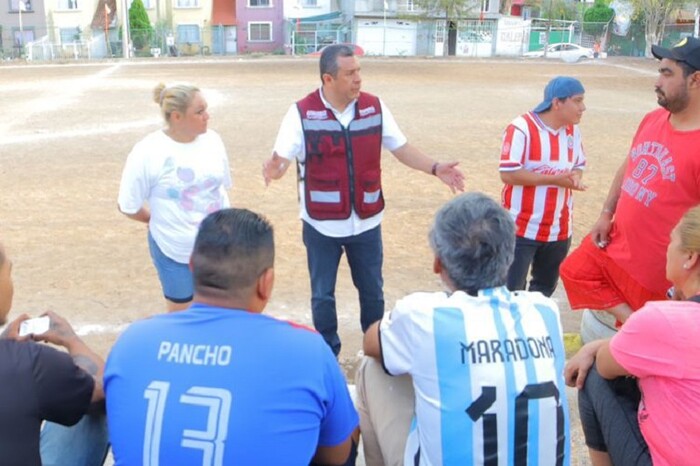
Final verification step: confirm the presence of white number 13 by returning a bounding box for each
[143,381,232,466]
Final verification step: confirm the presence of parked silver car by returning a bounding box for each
[524,42,595,62]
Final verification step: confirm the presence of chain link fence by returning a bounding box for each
[0,25,240,60]
[2,20,696,61]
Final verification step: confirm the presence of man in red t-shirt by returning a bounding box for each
[561,37,700,328]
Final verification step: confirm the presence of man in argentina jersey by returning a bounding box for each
[104,209,358,466]
[499,76,587,297]
[356,193,569,466]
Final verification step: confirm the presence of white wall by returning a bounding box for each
[355,18,416,56]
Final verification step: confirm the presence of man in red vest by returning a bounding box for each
[263,44,464,355]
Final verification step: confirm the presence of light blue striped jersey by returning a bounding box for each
[379,286,569,466]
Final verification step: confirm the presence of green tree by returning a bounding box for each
[129,0,154,51]
[631,0,681,57]
[583,0,614,37]
[545,0,579,21]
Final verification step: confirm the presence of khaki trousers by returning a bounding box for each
[355,357,415,466]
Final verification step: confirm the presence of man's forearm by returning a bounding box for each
[391,143,434,174]
[65,338,105,403]
[601,159,627,214]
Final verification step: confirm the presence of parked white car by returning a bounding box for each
[524,43,595,62]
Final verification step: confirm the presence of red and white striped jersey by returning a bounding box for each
[499,112,585,242]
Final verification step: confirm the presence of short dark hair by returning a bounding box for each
[429,193,515,294]
[678,60,698,78]
[319,44,355,83]
[191,208,274,298]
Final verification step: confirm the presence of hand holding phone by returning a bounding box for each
[19,316,50,337]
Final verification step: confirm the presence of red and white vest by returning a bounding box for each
[296,90,384,220]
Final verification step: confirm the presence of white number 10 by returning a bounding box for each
[143,381,232,466]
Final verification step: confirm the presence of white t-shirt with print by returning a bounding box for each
[118,129,232,263]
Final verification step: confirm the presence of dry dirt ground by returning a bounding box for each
[0,55,660,360]
[0,56,660,463]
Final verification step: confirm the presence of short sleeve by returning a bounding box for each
[272,104,304,161]
[117,140,152,214]
[573,126,586,170]
[498,124,527,172]
[33,345,94,426]
[610,304,683,379]
[215,134,232,207]
[378,100,408,152]
[217,133,233,191]
[317,346,359,447]
[379,300,417,376]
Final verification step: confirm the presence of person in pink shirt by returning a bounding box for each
[564,205,700,466]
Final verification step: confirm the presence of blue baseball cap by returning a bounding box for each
[533,76,585,113]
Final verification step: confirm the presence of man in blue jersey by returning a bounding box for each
[104,208,359,466]
[356,193,569,465]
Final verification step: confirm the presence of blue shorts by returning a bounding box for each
[147,232,193,303]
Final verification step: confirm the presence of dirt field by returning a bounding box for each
[0,55,660,372]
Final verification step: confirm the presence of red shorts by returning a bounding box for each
[560,234,666,314]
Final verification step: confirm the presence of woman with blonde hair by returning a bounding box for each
[118,83,232,312]
[565,205,700,466]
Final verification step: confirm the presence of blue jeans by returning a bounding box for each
[303,221,384,356]
[507,236,571,297]
[40,412,110,466]
[148,231,194,303]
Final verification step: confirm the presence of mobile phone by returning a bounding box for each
[19,316,51,337]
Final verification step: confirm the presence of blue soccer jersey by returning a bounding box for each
[380,286,569,466]
[104,304,358,466]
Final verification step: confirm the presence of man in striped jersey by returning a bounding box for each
[356,193,569,465]
[499,76,587,297]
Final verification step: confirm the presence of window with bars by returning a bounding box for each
[248,0,270,6]
[60,27,81,43]
[10,0,34,11]
[57,0,79,9]
[13,28,34,45]
[248,22,272,41]
[176,0,199,8]
[177,24,201,43]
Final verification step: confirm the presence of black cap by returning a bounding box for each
[652,37,700,70]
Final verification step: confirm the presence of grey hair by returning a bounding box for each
[319,44,355,83]
[429,192,515,294]
[152,82,200,124]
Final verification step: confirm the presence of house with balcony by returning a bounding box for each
[1,0,48,56]
[88,0,230,57]
[47,0,96,49]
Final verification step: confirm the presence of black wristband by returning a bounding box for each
[431,162,438,176]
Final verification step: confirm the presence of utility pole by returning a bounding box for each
[122,0,130,58]
[105,3,112,56]
[383,1,387,56]
[18,0,25,57]
[543,0,553,58]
